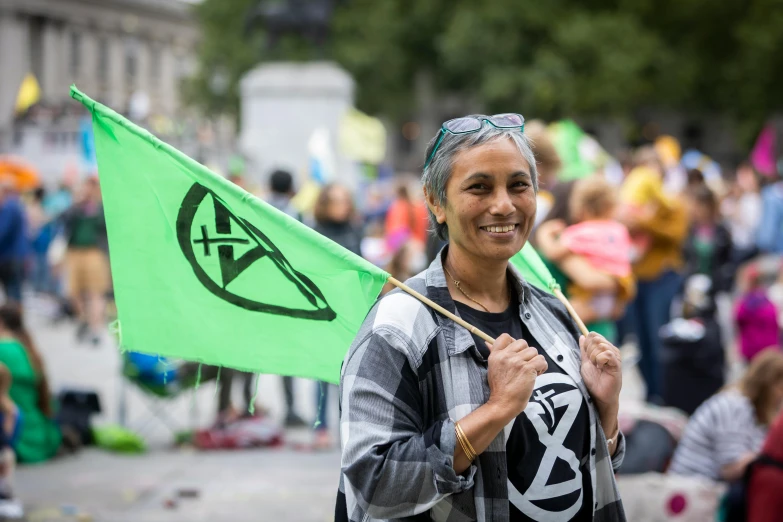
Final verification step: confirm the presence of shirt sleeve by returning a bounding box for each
[714,397,761,468]
[339,328,476,520]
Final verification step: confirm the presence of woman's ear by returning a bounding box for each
[423,186,446,225]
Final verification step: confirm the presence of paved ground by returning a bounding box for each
[15,298,343,521]
[19,448,340,522]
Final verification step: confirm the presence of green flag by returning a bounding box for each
[71,86,389,384]
[510,242,558,294]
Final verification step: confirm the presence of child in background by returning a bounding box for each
[735,265,781,362]
[541,176,636,329]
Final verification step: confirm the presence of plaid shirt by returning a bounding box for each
[338,252,626,522]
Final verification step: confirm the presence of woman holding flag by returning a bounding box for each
[337,115,626,521]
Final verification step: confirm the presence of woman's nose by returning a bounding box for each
[489,189,515,215]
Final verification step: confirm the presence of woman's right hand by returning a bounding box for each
[485,334,548,422]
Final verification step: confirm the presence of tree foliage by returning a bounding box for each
[186,0,783,142]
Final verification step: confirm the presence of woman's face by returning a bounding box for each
[428,138,536,263]
[326,186,353,223]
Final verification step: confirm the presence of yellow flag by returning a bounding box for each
[15,73,41,114]
[339,109,386,164]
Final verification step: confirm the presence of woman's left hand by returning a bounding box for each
[579,332,622,413]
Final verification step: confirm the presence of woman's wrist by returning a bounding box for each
[484,397,524,427]
[595,400,619,436]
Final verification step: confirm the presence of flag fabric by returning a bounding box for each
[15,73,41,114]
[339,108,387,164]
[751,124,777,177]
[71,86,389,384]
[510,242,558,294]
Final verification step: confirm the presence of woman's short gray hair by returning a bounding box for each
[421,116,539,240]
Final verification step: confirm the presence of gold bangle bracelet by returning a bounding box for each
[455,422,477,461]
[457,429,475,461]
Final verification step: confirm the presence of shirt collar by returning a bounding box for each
[424,245,533,356]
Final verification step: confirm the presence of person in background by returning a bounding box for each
[62,177,109,345]
[669,350,783,482]
[524,120,562,227]
[313,183,363,449]
[536,176,635,343]
[734,265,781,363]
[725,162,762,263]
[0,305,61,464]
[746,412,783,522]
[385,182,429,271]
[682,184,733,296]
[757,170,783,254]
[25,188,55,296]
[0,180,27,304]
[0,362,21,518]
[617,147,688,403]
[264,169,306,427]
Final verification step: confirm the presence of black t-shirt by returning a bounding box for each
[455,291,593,521]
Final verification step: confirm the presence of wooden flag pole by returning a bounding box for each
[553,287,590,336]
[386,277,590,343]
[387,277,495,344]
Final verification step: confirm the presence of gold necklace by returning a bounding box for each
[443,265,491,313]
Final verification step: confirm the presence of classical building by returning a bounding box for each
[0,0,199,157]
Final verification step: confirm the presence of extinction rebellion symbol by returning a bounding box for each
[176,183,336,321]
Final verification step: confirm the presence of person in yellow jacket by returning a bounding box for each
[617,147,689,402]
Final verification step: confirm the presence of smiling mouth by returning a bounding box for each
[479,224,518,233]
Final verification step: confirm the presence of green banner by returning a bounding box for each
[71,86,389,384]
[510,242,558,294]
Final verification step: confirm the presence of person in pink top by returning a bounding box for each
[537,175,636,340]
[734,265,781,362]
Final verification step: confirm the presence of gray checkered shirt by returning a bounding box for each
[338,251,626,521]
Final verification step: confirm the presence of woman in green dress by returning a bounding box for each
[0,305,61,463]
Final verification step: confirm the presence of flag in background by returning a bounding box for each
[14,73,41,114]
[71,86,389,384]
[751,124,777,177]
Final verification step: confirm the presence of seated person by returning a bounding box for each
[747,412,783,522]
[0,363,20,508]
[669,350,783,481]
[0,305,61,463]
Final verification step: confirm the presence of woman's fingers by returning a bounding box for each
[528,354,548,376]
[488,333,515,352]
[585,339,622,367]
[594,351,620,369]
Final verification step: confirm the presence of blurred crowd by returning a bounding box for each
[1,121,783,518]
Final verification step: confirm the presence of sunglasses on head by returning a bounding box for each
[424,113,525,169]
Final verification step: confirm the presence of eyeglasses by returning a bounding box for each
[423,113,525,169]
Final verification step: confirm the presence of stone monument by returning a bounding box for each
[239,0,358,189]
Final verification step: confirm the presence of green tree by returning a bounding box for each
[186,0,783,145]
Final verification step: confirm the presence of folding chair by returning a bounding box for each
[117,352,200,439]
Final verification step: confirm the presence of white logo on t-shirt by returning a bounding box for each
[508,372,584,521]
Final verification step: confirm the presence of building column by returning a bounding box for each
[159,42,177,116]
[79,28,98,95]
[107,35,125,110]
[136,38,150,96]
[0,12,30,141]
[41,19,66,103]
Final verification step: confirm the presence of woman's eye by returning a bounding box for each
[512,182,530,189]
[468,183,489,190]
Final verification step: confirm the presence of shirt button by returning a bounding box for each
[556,354,564,362]
[591,448,597,456]
[524,312,532,319]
